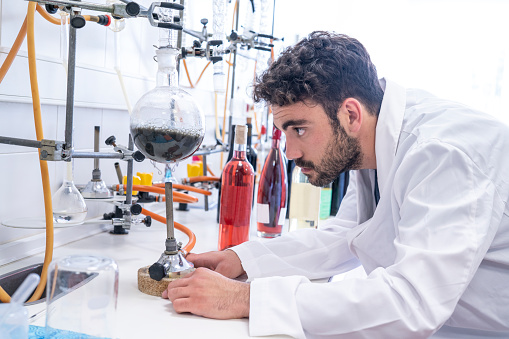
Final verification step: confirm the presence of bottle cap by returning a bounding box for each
[235,125,247,145]
[272,127,282,140]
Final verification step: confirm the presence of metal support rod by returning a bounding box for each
[203,155,209,211]
[125,134,134,205]
[64,9,78,160]
[71,151,125,159]
[176,0,184,75]
[0,136,41,149]
[165,181,175,239]
[114,162,123,184]
[230,0,239,100]
[93,126,100,170]
[28,0,113,13]
[226,0,240,158]
[193,147,224,156]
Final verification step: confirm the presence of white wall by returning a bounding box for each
[273,0,509,126]
[0,0,270,264]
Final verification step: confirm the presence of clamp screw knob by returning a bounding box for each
[105,135,117,146]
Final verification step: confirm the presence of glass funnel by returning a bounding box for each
[130,48,205,163]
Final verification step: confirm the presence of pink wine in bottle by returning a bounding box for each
[218,125,255,250]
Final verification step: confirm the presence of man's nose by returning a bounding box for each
[284,141,302,160]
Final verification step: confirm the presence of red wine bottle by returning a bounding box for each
[256,126,287,238]
[246,117,258,172]
[218,125,255,250]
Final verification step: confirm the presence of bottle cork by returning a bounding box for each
[235,125,247,145]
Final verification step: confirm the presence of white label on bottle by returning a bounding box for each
[278,207,287,226]
[257,203,270,223]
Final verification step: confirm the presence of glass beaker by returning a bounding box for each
[45,255,119,338]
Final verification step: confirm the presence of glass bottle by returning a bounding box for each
[52,161,87,225]
[246,117,258,174]
[288,166,321,231]
[216,124,236,223]
[256,126,287,238]
[319,182,333,220]
[330,172,350,216]
[218,125,255,250]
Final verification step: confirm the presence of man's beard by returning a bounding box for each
[294,125,362,187]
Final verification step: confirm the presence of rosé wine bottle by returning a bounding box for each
[218,125,255,250]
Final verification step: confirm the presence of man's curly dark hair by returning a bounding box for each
[253,31,384,126]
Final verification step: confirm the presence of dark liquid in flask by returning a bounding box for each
[131,126,204,162]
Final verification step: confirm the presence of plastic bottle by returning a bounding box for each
[256,126,287,237]
[218,125,255,250]
[0,274,39,338]
[288,166,321,231]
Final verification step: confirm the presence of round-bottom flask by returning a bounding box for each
[130,48,205,164]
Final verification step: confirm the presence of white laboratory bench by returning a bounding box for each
[0,203,293,339]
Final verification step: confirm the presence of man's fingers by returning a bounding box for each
[166,286,191,301]
[161,272,194,299]
[185,253,199,263]
[172,297,199,314]
[186,253,214,269]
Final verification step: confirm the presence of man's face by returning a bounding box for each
[273,101,363,187]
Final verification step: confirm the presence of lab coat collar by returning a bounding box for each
[375,78,406,194]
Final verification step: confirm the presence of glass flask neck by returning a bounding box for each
[156,69,178,87]
[64,161,74,183]
[155,48,179,88]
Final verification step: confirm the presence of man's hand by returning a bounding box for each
[162,267,250,319]
[186,250,245,279]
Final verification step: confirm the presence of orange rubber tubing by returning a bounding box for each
[194,61,211,87]
[206,164,216,177]
[140,208,196,255]
[0,17,27,84]
[35,4,60,25]
[114,184,199,204]
[153,182,212,196]
[181,176,220,184]
[182,59,194,88]
[0,4,90,84]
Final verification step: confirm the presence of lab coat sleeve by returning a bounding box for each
[248,140,503,338]
[232,171,361,281]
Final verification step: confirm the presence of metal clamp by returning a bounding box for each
[146,2,183,30]
[39,139,65,161]
[26,0,140,18]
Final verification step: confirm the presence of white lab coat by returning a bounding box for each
[232,79,509,338]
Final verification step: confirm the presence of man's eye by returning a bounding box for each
[295,128,305,136]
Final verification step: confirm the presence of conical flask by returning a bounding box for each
[52,161,87,225]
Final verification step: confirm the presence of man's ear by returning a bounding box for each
[338,98,363,135]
